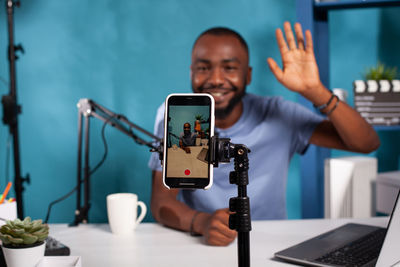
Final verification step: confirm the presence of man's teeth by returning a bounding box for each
[211,92,224,97]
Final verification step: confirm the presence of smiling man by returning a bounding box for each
[148,22,380,246]
[179,122,197,153]
[190,30,251,128]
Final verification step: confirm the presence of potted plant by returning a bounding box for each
[364,62,398,92]
[364,61,397,80]
[194,115,204,132]
[0,217,49,267]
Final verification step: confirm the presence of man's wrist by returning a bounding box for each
[191,212,210,236]
[301,83,331,106]
[190,211,202,236]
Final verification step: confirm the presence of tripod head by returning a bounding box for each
[210,136,235,167]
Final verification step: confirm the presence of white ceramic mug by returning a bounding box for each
[107,193,147,235]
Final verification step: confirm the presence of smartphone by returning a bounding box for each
[163,93,214,189]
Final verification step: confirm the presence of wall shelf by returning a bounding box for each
[374,125,400,131]
[296,0,400,219]
[315,0,400,10]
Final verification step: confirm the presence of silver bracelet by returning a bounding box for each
[313,93,335,111]
[325,95,340,116]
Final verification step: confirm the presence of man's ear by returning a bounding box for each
[246,66,252,85]
[190,65,193,79]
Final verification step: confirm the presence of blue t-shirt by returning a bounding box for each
[148,93,323,220]
[179,132,197,146]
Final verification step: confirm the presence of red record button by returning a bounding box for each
[184,169,191,176]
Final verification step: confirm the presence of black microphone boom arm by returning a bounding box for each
[71,98,162,226]
[77,99,162,150]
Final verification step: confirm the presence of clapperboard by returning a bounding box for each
[353,80,400,126]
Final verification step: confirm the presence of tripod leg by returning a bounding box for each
[238,232,250,267]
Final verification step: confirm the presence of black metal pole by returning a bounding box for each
[238,183,250,267]
[6,1,16,96]
[71,113,90,226]
[238,232,250,267]
[73,112,83,225]
[83,115,90,223]
[229,145,251,267]
[4,0,27,219]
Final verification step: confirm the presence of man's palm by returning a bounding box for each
[267,22,322,93]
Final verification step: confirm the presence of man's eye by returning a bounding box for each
[224,65,238,71]
[196,66,209,72]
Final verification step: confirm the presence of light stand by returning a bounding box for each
[211,137,252,267]
[2,0,29,219]
[71,98,162,226]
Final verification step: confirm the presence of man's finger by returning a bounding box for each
[209,214,237,238]
[294,23,305,50]
[214,226,237,240]
[207,231,236,246]
[275,28,289,57]
[283,21,297,50]
[305,30,314,53]
[207,225,237,246]
[267,58,283,82]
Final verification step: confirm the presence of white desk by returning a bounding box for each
[50,217,388,267]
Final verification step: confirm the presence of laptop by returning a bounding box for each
[274,190,400,267]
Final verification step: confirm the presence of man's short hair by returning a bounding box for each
[193,27,249,57]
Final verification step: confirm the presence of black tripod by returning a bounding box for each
[211,137,252,267]
[2,0,29,219]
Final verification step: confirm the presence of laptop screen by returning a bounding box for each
[376,190,400,267]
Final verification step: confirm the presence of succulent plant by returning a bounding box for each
[0,217,49,247]
[363,62,398,81]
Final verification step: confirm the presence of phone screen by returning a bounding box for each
[163,94,214,189]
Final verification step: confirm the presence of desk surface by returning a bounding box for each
[50,217,388,267]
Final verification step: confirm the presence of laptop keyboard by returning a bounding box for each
[315,228,387,267]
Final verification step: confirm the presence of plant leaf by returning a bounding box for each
[7,235,24,245]
[22,217,31,224]
[21,233,38,245]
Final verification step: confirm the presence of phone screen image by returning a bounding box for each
[164,94,213,189]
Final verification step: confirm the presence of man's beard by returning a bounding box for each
[193,82,247,120]
[215,88,245,120]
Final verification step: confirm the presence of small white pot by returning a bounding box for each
[2,241,45,267]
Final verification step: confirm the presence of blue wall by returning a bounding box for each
[329,7,400,173]
[168,105,209,146]
[0,1,398,223]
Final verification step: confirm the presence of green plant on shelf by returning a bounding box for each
[0,217,49,247]
[195,114,207,123]
[363,62,398,81]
